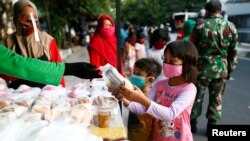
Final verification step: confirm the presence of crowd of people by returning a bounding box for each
[101,0,238,141]
[0,0,238,141]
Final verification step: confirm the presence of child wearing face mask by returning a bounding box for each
[111,40,198,141]
[127,58,162,141]
[147,28,170,66]
[122,31,137,76]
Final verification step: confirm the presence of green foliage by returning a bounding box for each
[31,0,115,48]
[29,0,206,47]
[121,0,206,26]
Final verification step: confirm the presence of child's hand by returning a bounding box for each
[118,85,151,108]
[118,85,144,102]
[109,85,150,108]
[109,86,124,101]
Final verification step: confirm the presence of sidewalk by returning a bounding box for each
[237,42,250,58]
[61,46,90,88]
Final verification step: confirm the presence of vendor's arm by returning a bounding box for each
[0,44,64,85]
[0,45,102,86]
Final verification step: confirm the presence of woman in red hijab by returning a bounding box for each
[88,14,125,76]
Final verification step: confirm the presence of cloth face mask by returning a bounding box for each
[163,63,182,78]
[100,27,115,37]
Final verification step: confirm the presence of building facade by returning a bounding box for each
[225,0,250,43]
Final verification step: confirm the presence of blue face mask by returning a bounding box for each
[130,74,146,88]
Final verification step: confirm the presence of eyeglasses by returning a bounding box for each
[162,56,183,65]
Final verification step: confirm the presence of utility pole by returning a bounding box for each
[116,0,123,114]
[116,0,121,74]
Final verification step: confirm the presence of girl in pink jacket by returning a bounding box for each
[111,40,198,141]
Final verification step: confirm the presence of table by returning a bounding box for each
[90,104,127,140]
[0,79,128,141]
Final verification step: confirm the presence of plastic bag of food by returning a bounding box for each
[100,64,133,90]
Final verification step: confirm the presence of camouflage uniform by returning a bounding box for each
[190,16,238,123]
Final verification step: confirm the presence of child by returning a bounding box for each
[135,31,146,60]
[122,31,137,76]
[147,28,170,66]
[111,40,198,141]
[127,58,162,141]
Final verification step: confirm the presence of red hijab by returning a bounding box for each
[88,14,117,68]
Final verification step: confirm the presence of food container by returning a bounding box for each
[100,64,133,90]
[97,108,112,128]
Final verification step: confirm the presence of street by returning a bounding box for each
[193,57,250,140]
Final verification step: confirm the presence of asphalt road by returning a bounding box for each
[193,57,250,140]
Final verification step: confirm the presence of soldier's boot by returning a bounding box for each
[190,119,197,133]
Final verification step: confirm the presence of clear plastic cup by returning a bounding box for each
[97,108,111,128]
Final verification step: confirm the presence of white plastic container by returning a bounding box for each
[100,64,133,90]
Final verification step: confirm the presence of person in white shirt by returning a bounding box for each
[147,28,170,66]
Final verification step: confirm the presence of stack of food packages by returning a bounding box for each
[0,80,114,141]
[0,83,94,125]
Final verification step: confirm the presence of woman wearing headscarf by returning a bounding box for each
[88,14,125,77]
[0,0,65,88]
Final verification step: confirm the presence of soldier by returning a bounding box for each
[190,0,238,134]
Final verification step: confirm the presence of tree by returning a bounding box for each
[1,0,206,46]
[31,0,115,48]
[121,0,206,26]
[0,0,14,40]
